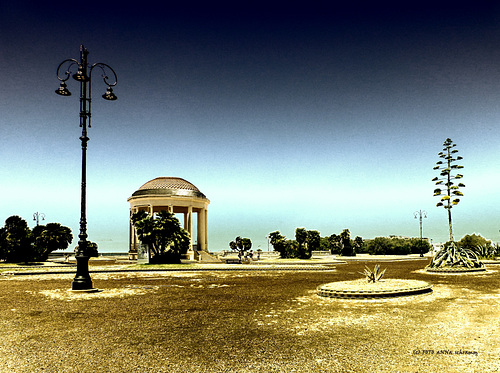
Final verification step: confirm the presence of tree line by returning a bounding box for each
[0,215,75,262]
[268,228,360,259]
[267,228,434,258]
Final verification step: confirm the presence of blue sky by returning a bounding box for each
[1,2,500,252]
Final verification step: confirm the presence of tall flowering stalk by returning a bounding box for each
[428,138,482,269]
[432,138,465,242]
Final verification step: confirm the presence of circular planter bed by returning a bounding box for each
[317,279,432,299]
[425,266,486,274]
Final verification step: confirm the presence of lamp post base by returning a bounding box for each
[72,255,93,290]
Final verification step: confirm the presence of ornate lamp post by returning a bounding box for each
[55,45,117,290]
[414,210,427,257]
[33,212,45,226]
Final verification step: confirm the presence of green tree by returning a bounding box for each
[328,234,341,255]
[131,210,190,264]
[0,227,7,260]
[432,138,465,242]
[319,236,331,252]
[33,223,73,261]
[353,236,364,253]
[0,216,33,262]
[269,231,297,258]
[307,230,321,252]
[295,228,312,259]
[340,229,355,256]
[268,231,285,251]
[269,229,321,259]
[229,236,253,260]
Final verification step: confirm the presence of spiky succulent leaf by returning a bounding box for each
[360,265,386,283]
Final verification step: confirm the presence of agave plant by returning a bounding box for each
[359,264,386,283]
[428,242,483,269]
[474,244,498,260]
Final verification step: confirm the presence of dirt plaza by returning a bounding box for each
[0,258,498,372]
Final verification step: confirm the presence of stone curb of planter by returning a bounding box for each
[425,267,486,273]
[316,281,433,299]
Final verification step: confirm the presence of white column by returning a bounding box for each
[187,206,193,250]
[204,207,208,251]
[197,210,202,251]
[198,208,207,252]
[129,209,133,257]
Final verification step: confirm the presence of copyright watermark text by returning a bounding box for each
[412,349,478,356]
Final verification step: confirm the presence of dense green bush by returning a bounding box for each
[457,234,490,251]
[365,236,430,255]
[455,234,498,259]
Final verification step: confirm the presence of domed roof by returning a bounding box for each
[130,177,207,199]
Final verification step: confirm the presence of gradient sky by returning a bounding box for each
[1,2,500,252]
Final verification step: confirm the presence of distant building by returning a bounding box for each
[127,177,210,260]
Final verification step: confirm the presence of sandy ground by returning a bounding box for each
[0,258,498,372]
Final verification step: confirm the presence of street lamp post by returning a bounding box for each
[55,45,117,290]
[33,212,45,226]
[414,210,427,257]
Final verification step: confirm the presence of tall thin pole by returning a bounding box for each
[73,46,92,290]
[445,145,454,242]
[56,44,117,290]
[414,210,427,257]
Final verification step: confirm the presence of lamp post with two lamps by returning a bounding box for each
[33,212,45,226]
[414,210,427,257]
[55,45,117,290]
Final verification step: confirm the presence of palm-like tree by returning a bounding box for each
[229,236,252,260]
[34,223,73,261]
[131,210,190,264]
[295,228,310,259]
[340,229,355,256]
[328,234,341,255]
